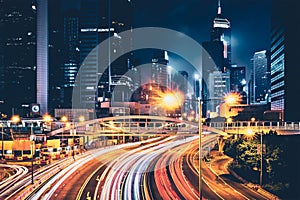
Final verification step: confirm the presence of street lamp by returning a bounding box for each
[245,123,263,186]
[223,93,241,119]
[43,114,53,133]
[1,123,4,159]
[30,134,35,184]
[224,92,241,105]
[77,116,85,149]
[226,117,233,123]
[10,115,20,140]
[198,99,203,200]
[79,115,85,123]
[43,114,52,124]
[61,116,68,147]
[11,115,21,124]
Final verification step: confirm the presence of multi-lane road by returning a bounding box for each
[0,134,273,200]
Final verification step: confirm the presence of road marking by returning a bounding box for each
[207,158,250,200]
[86,191,91,200]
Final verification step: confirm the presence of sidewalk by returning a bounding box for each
[207,151,279,200]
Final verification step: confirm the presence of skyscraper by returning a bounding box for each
[253,50,270,103]
[207,71,230,112]
[79,0,100,109]
[61,9,80,108]
[151,50,169,88]
[211,0,231,71]
[48,0,64,112]
[0,0,4,95]
[0,0,37,116]
[270,0,300,121]
[270,0,284,112]
[79,0,133,111]
[230,65,246,93]
[37,0,48,114]
[202,0,231,115]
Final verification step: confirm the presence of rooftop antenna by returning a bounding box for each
[218,0,221,15]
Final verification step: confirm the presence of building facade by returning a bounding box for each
[0,0,37,116]
[202,0,231,116]
[230,65,246,93]
[37,0,49,114]
[79,0,133,114]
[207,71,230,112]
[270,0,300,121]
[253,50,270,103]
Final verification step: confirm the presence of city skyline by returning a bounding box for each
[1,1,300,199]
[134,0,271,72]
[0,0,293,121]
[60,0,271,77]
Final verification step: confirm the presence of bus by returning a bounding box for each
[12,140,34,161]
[0,141,13,160]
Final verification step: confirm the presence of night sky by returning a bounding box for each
[134,0,271,78]
[61,0,271,79]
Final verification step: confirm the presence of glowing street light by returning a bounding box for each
[11,115,21,124]
[246,128,254,136]
[60,116,68,147]
[244,125,263,186]
[61,116,68,123]
[161,92,184,110]
[226,118,233,123]
[224,92,241,105]
[79,115,85,122]
[10,115,21,140]
[43,114,52,123]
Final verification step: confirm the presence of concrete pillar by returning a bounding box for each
[217,137,225,155]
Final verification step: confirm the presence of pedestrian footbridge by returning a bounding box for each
[205,121,300,135]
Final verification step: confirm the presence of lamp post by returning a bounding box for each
[247,118,263,186]
[61,116,68,147]
[260,128,263,186]
[1,123,4,159]
[10,115,21,140]
[223,92,241,119]
[198,99,203,200]
[77,116,85,149]
[30,133,35,184]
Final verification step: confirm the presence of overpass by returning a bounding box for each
[205,121,300,135]
[3,117,299,136]
[4,116,299,153]
[48,115,229,137]
[47,115,230,153]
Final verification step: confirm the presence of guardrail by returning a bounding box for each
[205,121,300,131]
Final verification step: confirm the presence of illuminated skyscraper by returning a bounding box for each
[0,0,37,115]
[78,0,133,114]
[202,0,231,115]
[207,71,230,112]
[230,65,246,93]
[253,50,270,103]
[270,0,300,121]
[151,51,169,88]
[61,9,80,108]
[211,0,231,71]
[37,0,48,114]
